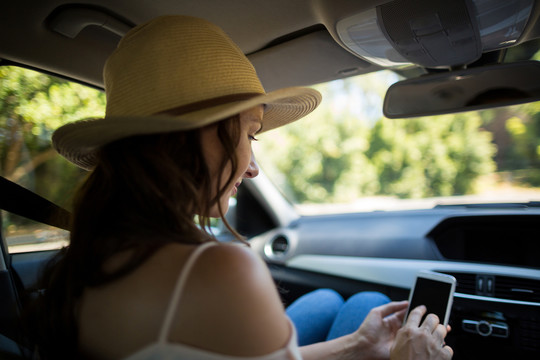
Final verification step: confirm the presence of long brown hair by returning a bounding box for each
[26,115,243,359]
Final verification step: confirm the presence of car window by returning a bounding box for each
[254,69,540,213]
[0,66,105,253]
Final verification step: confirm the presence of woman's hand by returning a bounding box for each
[352,300,409,360]
[390,305,453,360]
[300,301,408,360]
[300,301,453,360]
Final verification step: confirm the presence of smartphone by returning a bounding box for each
[404,270,456,327]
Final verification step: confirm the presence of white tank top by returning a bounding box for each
[124,242,302,360]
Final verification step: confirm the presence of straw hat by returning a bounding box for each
[52,15,321,170]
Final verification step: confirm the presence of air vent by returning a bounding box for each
[437,271,476,294]
[270,235,289,255]
[495,276,540,303]
[439,271,540,303]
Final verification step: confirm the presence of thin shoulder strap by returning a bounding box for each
[158,241,218,343]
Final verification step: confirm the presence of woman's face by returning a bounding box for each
[200,105,262,217]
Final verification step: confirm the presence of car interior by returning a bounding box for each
[1,0,540,359]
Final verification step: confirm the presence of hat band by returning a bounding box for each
[154,92,262,117]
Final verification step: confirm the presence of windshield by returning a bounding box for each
[253,70,540,214]
[2,65,540,254]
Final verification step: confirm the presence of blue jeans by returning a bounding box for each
[286,289,390,346]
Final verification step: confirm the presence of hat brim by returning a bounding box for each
[52,87,321,170]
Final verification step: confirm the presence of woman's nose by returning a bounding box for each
[244,151,260,179]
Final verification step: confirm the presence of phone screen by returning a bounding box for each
[407,277,453,324]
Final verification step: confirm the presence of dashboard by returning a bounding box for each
[248,207,540,358]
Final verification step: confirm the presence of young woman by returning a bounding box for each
[30,15,453,360]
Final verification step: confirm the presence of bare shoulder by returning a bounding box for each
[78,242,195,358]
[169,243,291,357]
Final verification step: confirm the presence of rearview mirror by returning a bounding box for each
[383,61,540,118]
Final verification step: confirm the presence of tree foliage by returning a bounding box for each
[0,66,105,206]
[367,113,496,198]
[256,73,502,203]
[503,102,540,185]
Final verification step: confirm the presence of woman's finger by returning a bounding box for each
[375,300,409,318]
[442,344,454,359]
[432,323,448,344]
[383,308,409,330]
[420,313,440,333]
[404,305,426,327]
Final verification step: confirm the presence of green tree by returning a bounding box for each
[0,66,105,205]
[504,102,540,185]
[256,73,498,203]
[367,113,496,198]
[256,103,378,203]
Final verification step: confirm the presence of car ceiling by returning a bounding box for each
[2,1,540,91]
[0,0,387,91]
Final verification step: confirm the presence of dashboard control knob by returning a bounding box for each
[477,320,492,336]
